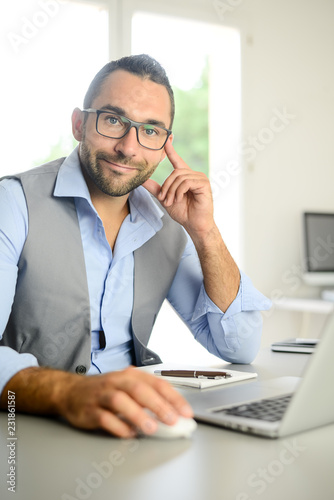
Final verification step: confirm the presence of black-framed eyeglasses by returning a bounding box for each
[83,108,172,151]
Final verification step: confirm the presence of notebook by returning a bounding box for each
[271,338,319,354]
[183,314,334,438]
[154,369,257,389]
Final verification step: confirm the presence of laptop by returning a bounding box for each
[185,313,334,438]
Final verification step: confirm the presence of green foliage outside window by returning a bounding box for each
[151,60,209,185]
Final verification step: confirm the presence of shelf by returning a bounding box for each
[273,297,334,314]
[272,297,334,338]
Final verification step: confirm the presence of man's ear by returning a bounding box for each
[71,108,85,142]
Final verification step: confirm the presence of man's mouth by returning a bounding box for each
[99,157,140,173]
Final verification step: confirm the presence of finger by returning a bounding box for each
[171,177,204,206]
[127,370,194,419]
[96,408,138,438]
[152,377,194,418]
[158,171,196,205]
[114,369,193,424]
[101,388,160,435]
[158,170,190,201]
[118,377,179,426]
[164,140,191,170]
[173,177,209,205]
[64,398,137,438]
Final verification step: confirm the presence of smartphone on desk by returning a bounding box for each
[271,338,319,354]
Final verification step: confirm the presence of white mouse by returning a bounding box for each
[146,416,197,439]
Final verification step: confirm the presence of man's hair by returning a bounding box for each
[83,54,175,128]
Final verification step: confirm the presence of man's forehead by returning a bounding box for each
[93,69,172,125]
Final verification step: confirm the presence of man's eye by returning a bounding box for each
[105,115,119,125]
[143,126,158,136]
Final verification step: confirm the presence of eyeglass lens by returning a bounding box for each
[97,112,168,150]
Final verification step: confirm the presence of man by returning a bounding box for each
[0,54,271,437]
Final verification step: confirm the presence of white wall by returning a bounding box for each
[239,0,334,295]
[218,0,334,343]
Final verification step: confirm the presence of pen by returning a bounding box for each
[154,370,232,379]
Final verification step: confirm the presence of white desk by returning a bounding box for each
[1,349,333,500]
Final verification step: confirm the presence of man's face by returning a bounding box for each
[75,70,172,197]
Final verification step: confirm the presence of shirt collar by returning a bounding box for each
[53,146,164,231]
[128,187,164,232]
[53,146,91,200]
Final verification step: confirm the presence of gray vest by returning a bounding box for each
[0,158,187,373]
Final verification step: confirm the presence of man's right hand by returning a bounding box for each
[0,366,194,438]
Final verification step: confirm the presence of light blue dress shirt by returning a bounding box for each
[0,148,271,395]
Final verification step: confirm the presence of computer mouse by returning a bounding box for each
[147,416,197,439]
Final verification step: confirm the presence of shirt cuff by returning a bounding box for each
[239,270,272,313]
[191,282,221,321]
[191,270,272,322]
[0,347,39,397]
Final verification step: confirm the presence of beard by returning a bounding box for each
[79,141,158,197]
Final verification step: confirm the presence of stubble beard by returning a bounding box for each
[79,141,158,197]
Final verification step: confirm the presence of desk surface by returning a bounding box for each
[1,349,333,500]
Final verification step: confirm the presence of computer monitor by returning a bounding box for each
[302,212,334,286]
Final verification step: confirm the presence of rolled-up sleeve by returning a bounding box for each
[0,348,39,396]
[167,235,272,364]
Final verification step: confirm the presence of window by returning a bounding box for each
[1,0,108,174]
[131,11,241,363]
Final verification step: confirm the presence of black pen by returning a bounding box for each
[154,370,232,379]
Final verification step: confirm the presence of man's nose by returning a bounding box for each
[114,126,139,156]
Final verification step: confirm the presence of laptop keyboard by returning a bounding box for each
[218,394,293,422]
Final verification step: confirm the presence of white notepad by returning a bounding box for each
[154,369,257,389]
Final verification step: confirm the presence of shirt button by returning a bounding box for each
[75,365,87,375]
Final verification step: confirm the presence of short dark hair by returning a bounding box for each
[83,54,175,128]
